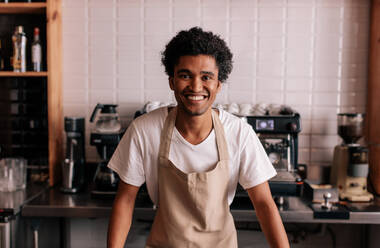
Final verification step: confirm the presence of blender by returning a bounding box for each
[89,103,124,197]
[330,113,373,202]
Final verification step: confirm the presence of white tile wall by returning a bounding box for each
[62,0,370,168]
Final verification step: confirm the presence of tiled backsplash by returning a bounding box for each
[62,0,370,177]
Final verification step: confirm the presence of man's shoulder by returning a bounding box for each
[218,108,256,149]
[134,107,167,123]
[219,108,250,131]
[132,107,167,132]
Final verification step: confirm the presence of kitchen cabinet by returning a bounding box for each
[0,0,62,186]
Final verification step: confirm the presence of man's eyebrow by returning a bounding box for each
[201,71,215,76]
[176,69,215,77]
[176,69,191,74]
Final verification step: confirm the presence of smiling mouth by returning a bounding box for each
[186,95,207,101]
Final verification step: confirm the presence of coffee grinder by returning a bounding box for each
[61,117,85,193]
[330,113,373,202]
[90,103,124,197]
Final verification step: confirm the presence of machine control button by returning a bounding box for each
[259,121,267,129]
[288,122,298,132]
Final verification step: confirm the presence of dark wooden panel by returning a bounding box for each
[367,0,380,194]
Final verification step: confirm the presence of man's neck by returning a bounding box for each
[175,108,213,145]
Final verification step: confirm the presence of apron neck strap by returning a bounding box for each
[158,107,229,161]
[212,109,229,161]
[158,107,177,159]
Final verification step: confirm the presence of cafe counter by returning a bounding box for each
[21,185,380,225]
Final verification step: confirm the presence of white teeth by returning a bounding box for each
[187,95,204,100]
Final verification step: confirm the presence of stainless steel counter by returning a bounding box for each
[21,185,380,224]
[0,183,49,216]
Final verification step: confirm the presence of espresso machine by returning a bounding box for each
[330,113,373,202]
[90,103,124,197]
[246,112,304,197]
[61,117,85,193]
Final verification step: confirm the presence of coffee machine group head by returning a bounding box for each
[61,117,86,193]
[90,103,124,196]
[330,113,373,202]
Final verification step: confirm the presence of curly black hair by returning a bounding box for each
[161,27,233,82]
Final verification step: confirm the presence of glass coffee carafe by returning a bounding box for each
[90,103,121,133]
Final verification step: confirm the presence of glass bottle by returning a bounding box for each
[12,26,27,72]
[31,27,42,72]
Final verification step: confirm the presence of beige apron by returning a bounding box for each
[146,107,238,248]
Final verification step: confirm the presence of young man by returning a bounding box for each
[107,27,289,247]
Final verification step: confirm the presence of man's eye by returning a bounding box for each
[179,74,190,79]
[202,75,211,81]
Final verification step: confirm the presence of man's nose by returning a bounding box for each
[189,77,203,92]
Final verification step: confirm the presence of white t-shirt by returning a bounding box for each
[108,107,276,205]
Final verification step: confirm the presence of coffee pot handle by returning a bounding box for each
[90,103,103,122]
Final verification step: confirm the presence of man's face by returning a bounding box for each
[169,55,221,116]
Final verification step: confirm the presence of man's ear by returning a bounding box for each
[169,77,174,90]
[216,80,222,93]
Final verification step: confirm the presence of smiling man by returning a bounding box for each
[171,55,220,116]
[107,27,289,248]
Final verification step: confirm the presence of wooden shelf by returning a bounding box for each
[0,0,63,187]
[0,71,48,77]
[0,2,46,14]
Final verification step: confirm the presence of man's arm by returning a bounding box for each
[247,181,290,248]
[107,181,140,248]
